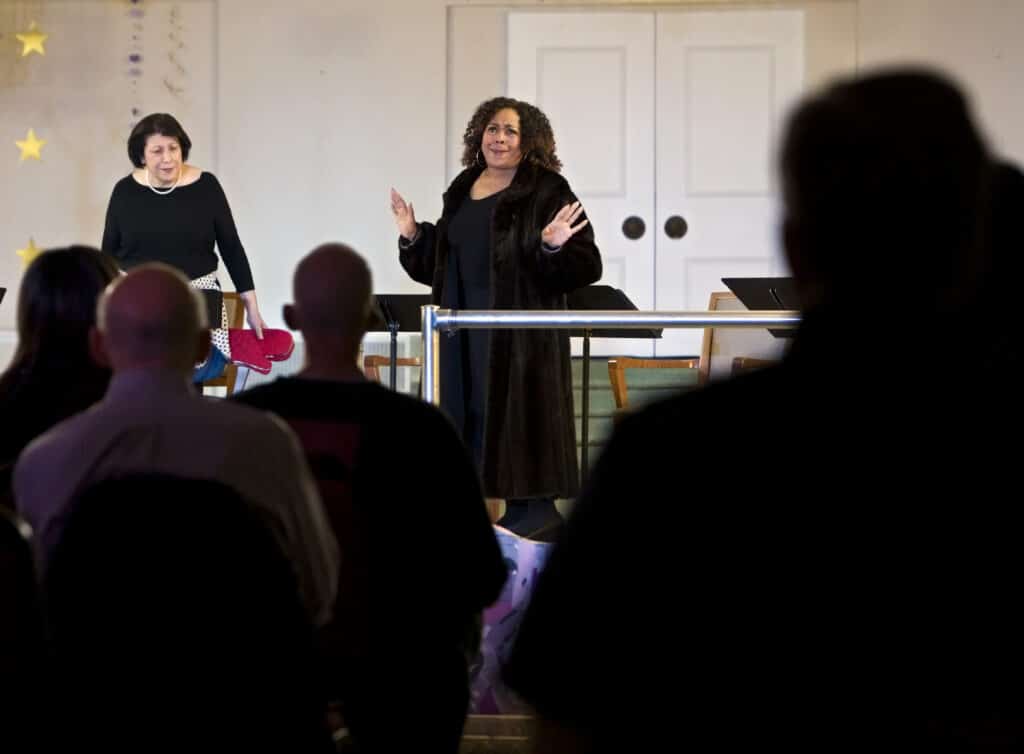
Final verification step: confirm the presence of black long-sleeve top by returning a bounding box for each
[101,172,255,292]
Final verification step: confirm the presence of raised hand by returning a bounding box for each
[541,201,589,250]
[390,188,419,241]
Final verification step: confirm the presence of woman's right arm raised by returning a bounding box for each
[392,187,436,287]
[390,188,419,241]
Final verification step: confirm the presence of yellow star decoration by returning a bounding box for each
[15,22,48,57]
[16,238,42,269]
[15,128,46,161]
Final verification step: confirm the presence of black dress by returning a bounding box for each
[101,172,255,327]
[399,162,602,500]
[442,190,503,468]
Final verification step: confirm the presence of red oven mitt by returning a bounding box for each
[227,329,295,374]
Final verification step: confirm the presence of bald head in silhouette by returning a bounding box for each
[284,243,373,381]
[92,263,211,374]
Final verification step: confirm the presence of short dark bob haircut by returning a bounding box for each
[127,113,192,168]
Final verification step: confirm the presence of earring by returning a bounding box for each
[476,149,486,167]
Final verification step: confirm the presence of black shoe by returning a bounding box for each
[522,518,564,543]
[495,502,528,531]
[499,499,563,541]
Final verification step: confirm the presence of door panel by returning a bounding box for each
[655,10,804,355]
[507,9,805,358]
[509,12,656,356]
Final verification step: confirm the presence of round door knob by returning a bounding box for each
[622,216,646,240]
[664,215,689,239]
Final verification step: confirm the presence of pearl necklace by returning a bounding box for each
[146,166,181,195]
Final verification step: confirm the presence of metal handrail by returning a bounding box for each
[419,306,800,405]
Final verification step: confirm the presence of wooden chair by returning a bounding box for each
[606,357,699,410]
[201,292,245,396]
[363,354,422,384]
[698,291,788,385]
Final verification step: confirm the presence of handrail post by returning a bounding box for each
[420,305,441,406]
[581,328,591,484]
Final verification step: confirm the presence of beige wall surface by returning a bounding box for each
[2,0,1021,368]
[857,0,1024,160]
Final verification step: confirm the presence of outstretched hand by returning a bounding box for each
[390,188,418,241]
[541,201,589,249]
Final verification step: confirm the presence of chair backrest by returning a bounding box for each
[363,354,422,384]
[44,473,328,749]
[222,291,246,329]
[698,292,787,385]
[201,292,245,395]
[606,357,699,410]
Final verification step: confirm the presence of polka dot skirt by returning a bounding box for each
[191,272,232,361]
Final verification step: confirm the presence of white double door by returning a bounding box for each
[509,9,804,355]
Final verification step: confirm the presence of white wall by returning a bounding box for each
[2,0,1023,369]
[0,0,452,367]
[857,0,1024,161]
[214,0,449,322]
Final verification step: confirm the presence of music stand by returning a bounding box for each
[567,285,661,484]
[721,277,801,338]
[370,294,431,391]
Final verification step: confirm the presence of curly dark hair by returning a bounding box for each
[461,97,562,172]
[127,113,192,168]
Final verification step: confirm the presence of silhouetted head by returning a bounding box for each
[9,246,119,375]
[780,68,991,319]
[92,263,209,374]
[284,242,373,367]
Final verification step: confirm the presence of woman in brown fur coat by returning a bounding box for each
[392,97,602,538]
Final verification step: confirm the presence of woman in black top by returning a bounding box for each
[101,113,266,379]
[391,97,601,538]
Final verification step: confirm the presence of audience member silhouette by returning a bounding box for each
[14,263,338,626]
[505,68,1019,753]
[0,246,118,507]
[234,243,506,753]
[45,474,333,751]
